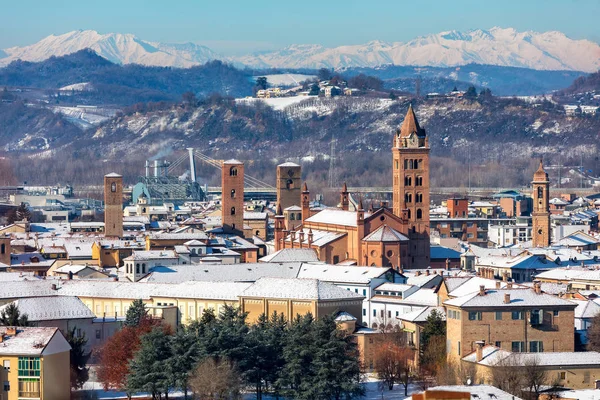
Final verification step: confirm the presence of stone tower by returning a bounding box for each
[532,159,551,248]
[222,159,244,235]
[301,182,310,223]
[276,162,302,212]
[104,173,123,238]
[340,182,349,211]
[392,105,430,268]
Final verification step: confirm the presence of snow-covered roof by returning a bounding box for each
[123,250,178,261]
[278,162,300,167]
[259,248,319,263]
[243,211,267,220]
[464,344,600,368]
[223,159,243,165]
[397,306,445,323]
[0,327,70,356]
[141,263,302,284]
[148,232,209,240]
[374,283,415,293]
[305,208,371,227]
[445,288,577,309]
[0,296,95,321]
[362,225,409,242]
[335,311,357,322]
[105,172,122,178]
[298,264,391,284]
[409,385,521,400]
[241,277,364,301]
[572,299,600,319]
[53,264,94,275]
[447,277,512,298]
[283,228,346,248]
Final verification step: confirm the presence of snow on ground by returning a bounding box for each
[58,82,94,92]
[254,74,317,86]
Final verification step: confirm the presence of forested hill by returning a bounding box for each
[0,49,254,103]
[560,70,600,94]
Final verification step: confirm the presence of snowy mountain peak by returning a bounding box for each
[1,27,599,72]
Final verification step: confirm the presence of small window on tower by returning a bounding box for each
[111,182,116,192]
[231,207,236,215]
[230,167,238,177]
[231,189,236,198]
[537,187,543,198]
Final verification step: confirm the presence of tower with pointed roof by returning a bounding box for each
[301,182,310,223]
[221,159,244,235]
[532,159,551,247]
[392,105,430,268]
[104,173,123,237]
[340,182,349,211]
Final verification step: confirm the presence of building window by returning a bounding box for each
[468,311,482,321]
[416,176,423,186]
[136,264,140,274]
[416,209,423,219]
[229,167,238,177]
[0,244,4,254]
[387,311,391,319]
[511,311,524,320]
[3,360,9,371]
[553,310,559,317]
[3,381,9,391]
[231,189,236,198]
[362,309,366,316]
[495,341,501,348]
[529,341,543,353]
[18,357,40,377]
[511,341,525,352]
[495,312,502,320]
[363,289,366,296]
[404,176,412,186]
[141,263,146,273]
[405,193,412,203]
[333,255,339,264]
[584,371,590,383]
[416,193,423,203]
[373,309,376,317]
[559,371,566,380]
[18,378,40,399]
[96,330,101,339]
[457,341,461,355]
[111,182,116,192]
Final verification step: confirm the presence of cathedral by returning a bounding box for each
[273,105,431,269]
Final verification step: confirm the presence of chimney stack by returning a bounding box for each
[507,282,513,289]
[479,285,486,296]
[475,341,485,362]
[6,327,17,337]
[534,282,542,294]
[495,281,501,289]
[426,269,430,276]
[504,293,511,304]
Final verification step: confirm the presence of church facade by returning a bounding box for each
[274,106,431,270]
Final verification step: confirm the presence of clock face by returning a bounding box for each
[287,169,294,177]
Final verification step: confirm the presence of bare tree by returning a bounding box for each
[523,355,549,400]
[587,313,600,352]
[189,357,241,400]
[373,340,415,395]
[491,354,524,397]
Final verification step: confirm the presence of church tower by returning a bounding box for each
[104,173,123,238]
[276,162,302,212]
[340,182,349,211]
[301,182,310,223]
[392,105,430,268]
[532,159,551,247]
[222,159,244,235]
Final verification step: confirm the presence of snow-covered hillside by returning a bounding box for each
[2,27,599,72]
[0,30,219,67]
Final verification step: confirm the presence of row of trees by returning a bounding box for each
[97,300,363,399]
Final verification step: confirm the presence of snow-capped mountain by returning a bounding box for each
[1,27,599,72]
[0,30,219,67]
[234,27,600,72]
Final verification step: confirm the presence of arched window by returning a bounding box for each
[537,187,543,198]
[136,263,140,274]
[416,176,423,186]
[229,167,238,177]
[417,209,423,219]
[290,213,295,221]
[142,263,146,273]
[231,189,236,198]
[407,209,411,219]
[416,193,423,203]
[408,160,414,169]
[405,176,412,186]
[405,193,412,203]
[286,179,294,189]
[230,207,236,215]
[111,182,116,192]
[297,213,301,220]
[256,230,260,236]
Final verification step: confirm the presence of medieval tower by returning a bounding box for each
[392,105,430,268]
[276,162,302,211]
[221,159,244,235]
[104,173,123,237]
[532,160,551,247]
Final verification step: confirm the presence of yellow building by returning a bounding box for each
[462,344,600,390]
[444,284,577,359]
[0,326,71,400]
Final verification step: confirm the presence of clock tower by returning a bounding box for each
[392,105,430,268]
[276,162,302,211]
[532,159,551,248]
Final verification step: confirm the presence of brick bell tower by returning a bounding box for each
[276,162,302,212]
[104,173,123,238]
[532,159,551,248]
[392,105,430,268]
[222,159,245,235]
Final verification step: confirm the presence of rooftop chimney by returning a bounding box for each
[495,281,501,289]
[475,341,485,362]
[504,293,511,304]
[6,327,17,337]
[479,285,486,296]
[534,282,542,294]
[507,282,513,289]
[415,271,421,276]
[426,270,430,276]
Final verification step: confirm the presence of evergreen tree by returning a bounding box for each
[0,303,30,326]
[277,313,316,398]
[420,309,447,376]
[167,328,199,399]
[126,327,172,400]
[7,203,31,224]
[66,327,92,389]
[309,314,363,400]
[124,299,148,327]
[212,304,249,363]
[464,85,477,99]
[309,83,321,96]
[421,309,446,347]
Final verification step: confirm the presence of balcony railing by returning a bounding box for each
[531,323,559,331]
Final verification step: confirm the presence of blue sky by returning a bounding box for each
[2,0,599,55]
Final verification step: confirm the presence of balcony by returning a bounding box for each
[530,323,559,331]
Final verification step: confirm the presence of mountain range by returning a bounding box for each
[1,27,599,72]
